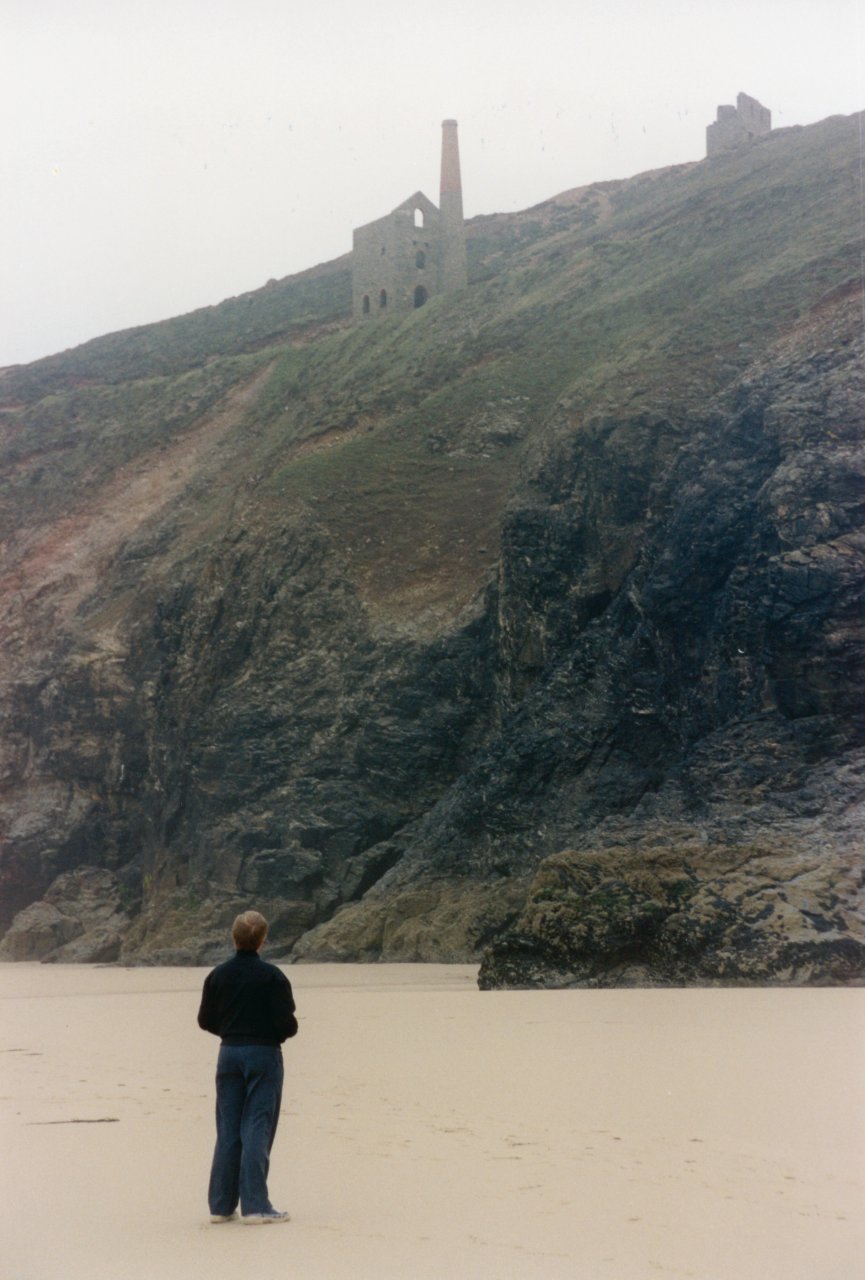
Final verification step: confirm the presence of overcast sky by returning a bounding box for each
[2,0,863,368]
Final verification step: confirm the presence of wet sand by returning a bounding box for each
[1,963,862,1279]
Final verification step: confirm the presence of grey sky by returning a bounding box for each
[2,0,863,368]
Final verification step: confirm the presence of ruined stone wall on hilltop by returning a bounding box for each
[707,92,772,157]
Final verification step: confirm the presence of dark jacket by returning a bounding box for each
[197,950,298,1045]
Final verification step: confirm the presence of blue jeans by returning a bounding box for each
[208,1043,284,1216]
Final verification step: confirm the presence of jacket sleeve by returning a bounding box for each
[273,975,299,1041]
[197,973,220,1036]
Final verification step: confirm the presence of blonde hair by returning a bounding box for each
[232,910,268,952]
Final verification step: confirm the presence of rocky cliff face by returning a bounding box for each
[297,295,865,984]
[1,113,862,981]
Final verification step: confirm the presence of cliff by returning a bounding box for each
[0,113,862,983]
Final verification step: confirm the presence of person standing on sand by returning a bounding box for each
[197,910,298,1225]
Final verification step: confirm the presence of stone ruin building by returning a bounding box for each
[706,92,772,158]
[352,119,467,321]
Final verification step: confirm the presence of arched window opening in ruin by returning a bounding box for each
[414,208,424,228]
[380,289,388,308]
[414,285,428,308]
[362,295,370,314]
[415,250,426,269]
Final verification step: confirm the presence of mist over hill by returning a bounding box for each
[1,112,862,984]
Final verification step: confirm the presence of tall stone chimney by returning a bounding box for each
[439,118,467,292]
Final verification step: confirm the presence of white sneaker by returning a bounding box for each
[209,1212,238,1223]
[241,1210,290,1225]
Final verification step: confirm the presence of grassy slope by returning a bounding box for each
[0,257,351,539]
[239,115,861,623]
[0,114,859,628]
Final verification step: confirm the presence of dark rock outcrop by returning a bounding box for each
[476,749,865,988]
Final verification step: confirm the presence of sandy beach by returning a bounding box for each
[1,962,862,1279]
